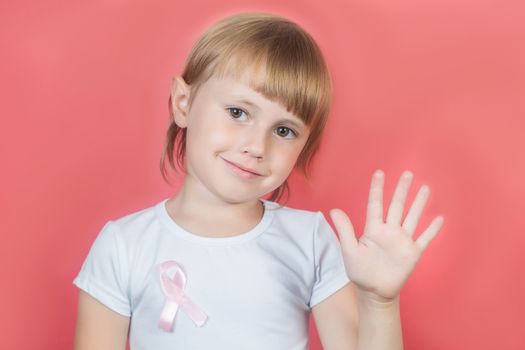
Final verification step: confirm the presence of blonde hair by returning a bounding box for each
[160,12,333,203]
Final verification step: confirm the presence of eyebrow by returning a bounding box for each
[234,98,261,111]
[232,98,306,129]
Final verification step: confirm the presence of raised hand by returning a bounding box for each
[329,170,444,302]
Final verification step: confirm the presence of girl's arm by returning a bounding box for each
[312,282,403,350]
[312,283,358,349]
[355,289,402,350]
[74,290,130,350]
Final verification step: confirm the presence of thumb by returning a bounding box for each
[329,208,357,254]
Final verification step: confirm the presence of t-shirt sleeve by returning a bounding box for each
[72,221,131,317]
[308,211,351,309]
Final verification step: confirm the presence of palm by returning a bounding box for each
[330,170,444,302]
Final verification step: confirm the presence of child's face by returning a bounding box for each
[172,74,310,203]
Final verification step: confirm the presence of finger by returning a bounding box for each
[386,170,414,226]
[366,169,385,225]
[402,185,431,237]
[329,208,358,253]
[415,215,444,251]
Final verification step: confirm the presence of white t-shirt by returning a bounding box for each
[73,198,350,350]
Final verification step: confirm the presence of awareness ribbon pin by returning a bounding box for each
[157,260,208,332]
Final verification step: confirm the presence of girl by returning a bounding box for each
[73,12,444,350]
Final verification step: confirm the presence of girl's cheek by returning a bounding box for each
[271,148,296,168]
[209,124,237,146]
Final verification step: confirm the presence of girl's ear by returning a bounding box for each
[170,75,191,128]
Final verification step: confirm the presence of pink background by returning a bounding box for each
[1,0,524,349]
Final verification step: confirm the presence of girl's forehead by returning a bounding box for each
[199,71,265,101]
[210,77,271,107]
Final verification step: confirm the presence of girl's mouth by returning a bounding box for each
[221,158,262,179]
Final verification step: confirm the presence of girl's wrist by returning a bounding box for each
[355,288,404,350]
[355,287,401,311]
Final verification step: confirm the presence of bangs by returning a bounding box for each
[182,16,332,129]
[218,53,331,129]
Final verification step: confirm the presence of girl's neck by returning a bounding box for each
[165,182,264,238]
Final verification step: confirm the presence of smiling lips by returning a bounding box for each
[221,158,262,179]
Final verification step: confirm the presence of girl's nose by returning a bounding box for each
[241,128,267,159]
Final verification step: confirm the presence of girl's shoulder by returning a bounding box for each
[263,199,327,227]
[101,199,165,241]
[111,201,159,226]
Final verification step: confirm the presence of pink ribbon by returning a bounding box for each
[157,260,208,332]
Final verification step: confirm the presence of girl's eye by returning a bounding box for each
[275,126,297,139]
[227,107,297,139]
[227,107,248,120]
